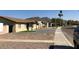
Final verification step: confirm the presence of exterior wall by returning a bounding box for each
[0,24,9,34]
[0,25,9,35]
[3,24,9,33]
[37,21,47,29]
[15,24,27,32]
[0,18,51,34]
[28,24,33,31]
[0,18,15,34]
[38,21,50,29]
[29,27,32,31]
[37,21,43,29]
[32,24,37,30]
[46,23,49,28]
[0,23,3,32]
[36,25,39,29]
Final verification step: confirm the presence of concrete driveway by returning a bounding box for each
[0,27,56,40]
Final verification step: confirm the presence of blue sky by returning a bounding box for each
[0,10,79,20]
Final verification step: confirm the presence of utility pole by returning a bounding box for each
[58,10,63,26]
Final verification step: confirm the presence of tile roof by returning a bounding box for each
[0,16,36,23]
[0,16,50,23]
[25,18,51,23]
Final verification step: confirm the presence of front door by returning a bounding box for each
[27,23,29,30]
[9,25,13,33]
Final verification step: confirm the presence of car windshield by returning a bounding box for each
[0,10,79,49]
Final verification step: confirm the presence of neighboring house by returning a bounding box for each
[0,16,51,34]
[25,18,52,29]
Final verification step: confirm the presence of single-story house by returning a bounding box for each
[25,18,52,28]
[0,16,51,34]
[0,16,37,34]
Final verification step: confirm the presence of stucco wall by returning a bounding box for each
[32,24,37,30]
[0,23,3,32]
[32,23,45,30]
[0,18,15,34]
[0,23,8,33]
[15,24,27,32]
[0,24,9,34]
[3,24,9,33]
[37,21,44,29]
[37,21,50,28]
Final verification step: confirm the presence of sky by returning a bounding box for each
[0,10,79,20]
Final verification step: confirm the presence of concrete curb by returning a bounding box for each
[61,30,74,47]
[54,27,74,47]
[0,39,54,43]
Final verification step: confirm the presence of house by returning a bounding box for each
[25,17,52,29]
[0,16,37,34]
[0,16,51,34]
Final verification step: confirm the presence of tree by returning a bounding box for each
[51,18,63,26]
[67,20,79,25]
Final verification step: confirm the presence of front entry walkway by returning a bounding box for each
[54,27,74,47]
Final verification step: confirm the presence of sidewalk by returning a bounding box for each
[54,27,74,47]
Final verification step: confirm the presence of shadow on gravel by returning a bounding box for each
[49,45,75,49]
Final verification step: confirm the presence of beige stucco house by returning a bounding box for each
[0,16,51,34]
[25,18,51,29]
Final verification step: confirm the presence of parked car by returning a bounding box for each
[73,25,79,48]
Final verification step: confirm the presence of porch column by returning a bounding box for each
[50,23,52,27]
[13,24,16,32]
[46,22,49,28]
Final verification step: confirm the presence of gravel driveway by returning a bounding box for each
[0,28,56,40]
[0,27,56,49]
[0,42,53,49]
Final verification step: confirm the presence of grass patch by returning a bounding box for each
[52,26,58,29]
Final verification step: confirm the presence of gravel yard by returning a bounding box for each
[0,28,56,40]
[0,42,53,49]
[0,28,55,49]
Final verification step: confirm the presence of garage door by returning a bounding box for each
[0,23,3,32]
